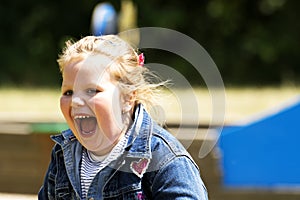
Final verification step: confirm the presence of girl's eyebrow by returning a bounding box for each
[61,82,105,91]
[61,82,74,91]
[86,83,105,91]
[61,83,70,89]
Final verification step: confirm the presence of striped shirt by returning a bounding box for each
[80,134,129,199]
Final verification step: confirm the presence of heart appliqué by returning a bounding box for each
[130,158,150,178]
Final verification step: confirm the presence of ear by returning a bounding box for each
[121,91,136,113]
[123,91,136,106]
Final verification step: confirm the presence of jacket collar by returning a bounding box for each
[51,128,76,147]
[125,104,152,159]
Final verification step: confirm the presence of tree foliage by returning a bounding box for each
[1,0,299,87]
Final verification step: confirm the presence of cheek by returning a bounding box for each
[92,99,112,119]
[91,96,123,127]
[60,96,71,117]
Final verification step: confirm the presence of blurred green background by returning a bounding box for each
[1,0,300,87]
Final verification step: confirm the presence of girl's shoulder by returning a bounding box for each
[148,124,198,171]
[151,124,189,157]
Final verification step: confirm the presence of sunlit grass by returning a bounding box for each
[0,87,63,122]
[0,87,60,112]
[1,86,299,125]
[221,86,300,124]
[160,86,300,125]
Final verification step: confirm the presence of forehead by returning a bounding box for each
[62,54,114,85]
[79,54,112,71]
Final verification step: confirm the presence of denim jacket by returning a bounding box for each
[38,104,208,200]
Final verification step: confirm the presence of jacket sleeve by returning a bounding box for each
[149,156,208,200]
[38,145,58,200]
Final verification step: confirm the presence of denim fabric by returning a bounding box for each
[38,104,208,200]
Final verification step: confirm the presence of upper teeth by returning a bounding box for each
[74,115,91,119]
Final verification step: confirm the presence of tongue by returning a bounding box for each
[80,117,97,133]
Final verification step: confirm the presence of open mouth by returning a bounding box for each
[74,115,97,135]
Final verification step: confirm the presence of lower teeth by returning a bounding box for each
[82,130,94,135]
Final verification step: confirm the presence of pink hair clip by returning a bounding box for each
[138,53,145,66]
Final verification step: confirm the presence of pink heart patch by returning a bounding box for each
[130,158,150,178]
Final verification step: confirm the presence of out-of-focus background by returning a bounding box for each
[1,0,300,199]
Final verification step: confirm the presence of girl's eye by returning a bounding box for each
[63,90,73,96]
[87,88,100,95]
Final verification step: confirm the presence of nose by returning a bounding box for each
[71,96,85,107]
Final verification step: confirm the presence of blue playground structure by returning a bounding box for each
[218,96,300,188]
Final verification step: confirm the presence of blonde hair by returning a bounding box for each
[57,35,166,112]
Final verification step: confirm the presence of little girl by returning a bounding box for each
[38,35,208,199]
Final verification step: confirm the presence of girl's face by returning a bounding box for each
[60,55,125,156]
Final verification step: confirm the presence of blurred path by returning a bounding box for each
[0,193,37,200]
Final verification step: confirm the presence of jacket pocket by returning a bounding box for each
[55,183,73,200]
[104,189,148,200]
[103,184,148,200]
